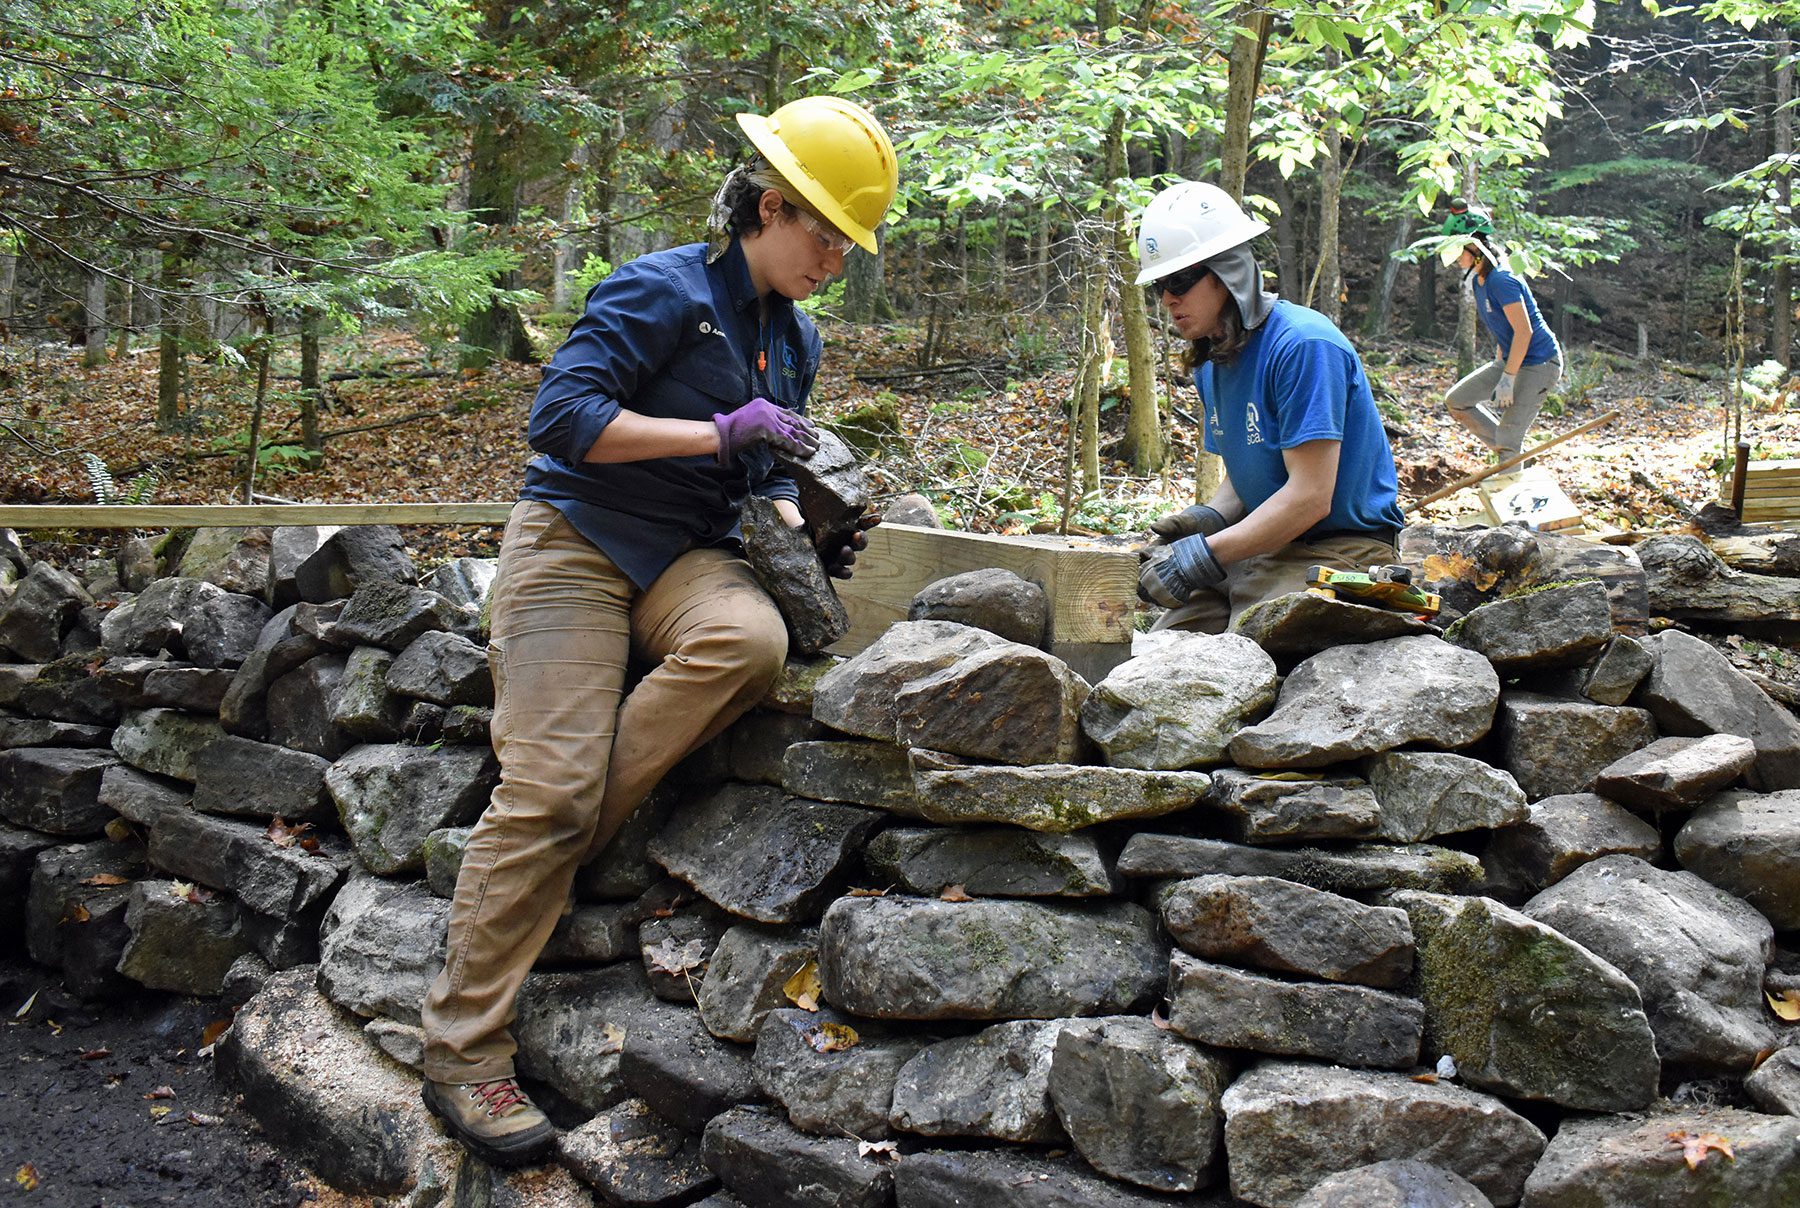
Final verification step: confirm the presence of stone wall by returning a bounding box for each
[1,522,1798,1208]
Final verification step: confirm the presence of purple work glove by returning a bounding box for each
[820,513,881,580]
[713,397,820,465]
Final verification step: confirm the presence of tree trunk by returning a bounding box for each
[459,0,536,370]
[156,253,184,430]
[1034,207,1051,304]
[1075,268,1108,497]
[1413,254,1438,338]
[0,246,14,332]
[299,307,324,455]
[553,144,588,314]
[83,268,107,368]
[1773,29,1793,368]
[1111,142,1162,471]
[113,273,132,359]
[843,227,892,322]
[1271,177,1300,299]
[1220,5,1273,203]
[243,314,273,504]
[1455,161,1478,379]
[1308,82,1344,324]
[1364,212,1414,339]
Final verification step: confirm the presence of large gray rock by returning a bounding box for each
[26,840,142,997]
[893,643,1089,765]
[102,577,267,667]
[1205,768,1380,843]
[649,784,883,924]
[702,1105,895,1208]
[1479,793,1661,903]
[1229,636,1499,768]
[316,874,448,1023]
[218,632,324,740]
[330,581,457,651]
[697,925,817,1043]
[811,620,1009,741]
[1118,834,1485,895]
[1519,1106,1800,1207]
[909,568,1048,647]
[1746,1046,1800,1115]
[864,826,1118,897]
[109,707,224,782]
[1232,590,1438,661]
[1399,525,1648,634]
[12,654,134,726]
[384,630,492,707]
[140,664,234,713]
[619,1000,763,1133]
[557,1098,718,1207]
[148,806,349,918]
[117,878,251,995]
[1676,789,1800,929]
[266,653,350,758]
[327,645,406,742]
[0,712,111,749]
[1393,890,1660,1111]
[1081,633,1278,769]
[1164,874,1413,987]
[1168,953,1423,1069]
[326,743,498,875]
[1048,1016,1229,1194]
[1526,633,1654,706]
[0,562,92,660]
[1221,1061,1547,1208]
[292,525,416,602]
[178,527,272,596]
[738,495,851,655]
[1296,1161,1494,1208]
[818,896,1162,1021]
[214,967,454,1195]
[0,747,118,835]
[191,734,334,823]
[773,430,870,554]
[910,760,1211,832]
[897,1148,1230,1208]
[512,964,677,1115]
[1364,752,1528,842]
[1448,580,1614,671]
[1594,734,1758,813]
[1636,628,1800,791]
[890,1019,1069,1143]
[780,740,920,815]
[0,822,60,947]
[423,557,497,615]
[1496,692,1657,801]
[754,1006,927,1139]
[1523,854,1776,1072]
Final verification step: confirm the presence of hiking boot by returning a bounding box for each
[422,1076,556,1166]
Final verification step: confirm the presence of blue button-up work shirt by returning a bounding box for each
[520,239,818,589]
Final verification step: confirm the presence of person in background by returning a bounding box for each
[417,96,898,1165]
[1439,198,1563,466]
[1135,180,1406,633]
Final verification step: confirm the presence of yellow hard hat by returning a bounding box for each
[736,97,898,255]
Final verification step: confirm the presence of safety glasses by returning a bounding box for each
[1148,262,1212,302]
[789,204,856,255]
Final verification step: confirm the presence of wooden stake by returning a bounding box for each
[1413,409,1622,507]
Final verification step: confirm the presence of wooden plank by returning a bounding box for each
[831,523,1137,657]
[1739,502,1800,521]
[0,503,516,529]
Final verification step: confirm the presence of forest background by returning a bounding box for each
[3,0,1800,541]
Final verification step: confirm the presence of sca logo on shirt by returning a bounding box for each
[1245,400,1266,445]
[781,346,799,379]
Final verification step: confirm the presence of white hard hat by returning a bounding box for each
[1134,181,1270,286]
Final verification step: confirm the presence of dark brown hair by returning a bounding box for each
[1179,295,1251,371]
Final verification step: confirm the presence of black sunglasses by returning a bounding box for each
[1149,262,1212,300]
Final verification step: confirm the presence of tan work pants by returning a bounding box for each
[1151,533,1399,635]
[421,501,787,1083]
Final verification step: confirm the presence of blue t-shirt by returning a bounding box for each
[1473,268,1558,366]
[1196,300,1405,538]
[520,240,816,589]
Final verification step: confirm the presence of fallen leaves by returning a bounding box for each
[1767,989,1800,1021]
[1668,1130,1735,1170]
[857,1139,900,1163]
[938,884,973,903]
[805,1022,860,1053]
[78,1048,111,1061]
[14,1164,38,1191]
[644,937,708,978]
[61,903,90,925]
[844,887,887,898]
[144,1086,176,1101]
[199,1019,232,1049]
[264,817,319,853]
[78,873,129,887]
[1148,1005,1172,1031]
[783,961,822,1012]
[595,1023,626,1056]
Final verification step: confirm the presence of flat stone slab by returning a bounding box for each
[1496,692,1658,801]
[648,783,884,924]
[890,1019,1069,1143]
[1594,733,1758,813]
[1232,590,1438,660]
[702,1105,895,1208]
[1230,635,1499,769]
[778,741,921,816]
[1168,952,1424,1069]
[1479,793,1660,903]
[1636,628,1800,792]
[1220,1060,1547,1208]
[1676,789,1800,929]
[110,708,225,782]
[1446,580,1614,671]
[0,747,118,835]
[863,826,1119,897]
[1118,834,1485,895]
[1364,751,1528,843]
[1393,890,1660,1111]
[818,895,1163,1021]
[811,620,1010,742]
[896,1148,1232,1208]
[1519,1106,1800,1207]
[910,760,1211,832]
[1295,1160,1494,1208]
[1080,632,1278,770]
[0,713,111,749]
[1164,874,1413,987]
[557,1098,718,1207]
[754,1006,926,1139]
[1204,768,1380,844]
[148,806,349,918]
[191,734,334,823]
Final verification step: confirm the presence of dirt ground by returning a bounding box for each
[0,957,323,1208]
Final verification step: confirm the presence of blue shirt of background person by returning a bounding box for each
[1196,299,1405,537]
[1473,268,1558,366]
[519,237,813,590]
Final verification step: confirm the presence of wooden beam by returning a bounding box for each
[0,503,517,529]
[832,523,1138,663]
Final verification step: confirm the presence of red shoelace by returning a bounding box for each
[469,1078,529,1117]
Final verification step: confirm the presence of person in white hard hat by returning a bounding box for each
[1136,180,1406,632]
[417,95,899,1165]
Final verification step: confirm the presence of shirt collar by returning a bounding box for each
[716,237,793,320]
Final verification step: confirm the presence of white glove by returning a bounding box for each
[1495,372,1516,406]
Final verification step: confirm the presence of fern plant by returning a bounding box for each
[79,453,157,506]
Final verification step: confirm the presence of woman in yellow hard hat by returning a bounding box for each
[419,96,897,1166]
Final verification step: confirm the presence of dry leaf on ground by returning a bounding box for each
[78,873,129,887]
[1767,989,1800,1021]
[805,1022,860,1053]
[939,884,973,902]
[1668,1130,1736,1170]
[14,1164,38,1191]
[857,1139,900,1162]
[644,937,708,977]
[783,960,822,1012]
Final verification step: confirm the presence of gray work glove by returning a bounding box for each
[1146,504,1228,546]
[1138,533,1227,609]
[1494,371,1516,406]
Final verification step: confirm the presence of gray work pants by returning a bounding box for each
[1446,357,1564,461]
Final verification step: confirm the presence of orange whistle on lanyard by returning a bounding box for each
[757,350,767,373]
